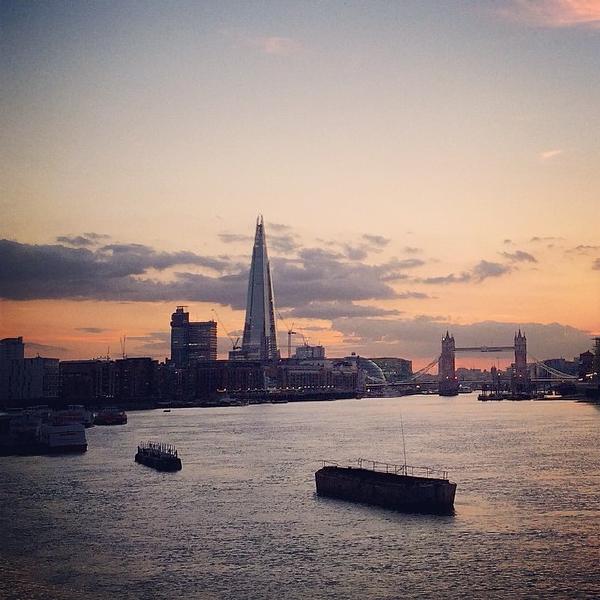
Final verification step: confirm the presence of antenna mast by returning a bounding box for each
[400,411,407,470]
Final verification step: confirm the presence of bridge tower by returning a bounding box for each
[512,329,530,392]
[439,331,459,396]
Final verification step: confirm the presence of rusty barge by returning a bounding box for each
[315,459,456,515]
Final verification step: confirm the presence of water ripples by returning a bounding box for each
[1,395,600,599]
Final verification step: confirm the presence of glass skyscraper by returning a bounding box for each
[240,216,279,361]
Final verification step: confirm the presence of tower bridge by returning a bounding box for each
[439,330,528,396]
[365,344,577,396]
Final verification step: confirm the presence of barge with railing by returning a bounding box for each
[315,458,456,515]
[135,441,182,472]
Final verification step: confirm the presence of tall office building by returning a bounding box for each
[241,216,279,361]
[170,307,217,367]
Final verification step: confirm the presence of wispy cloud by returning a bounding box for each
[419,260,512,285]
[499,1,600,28]
[530,236,563,242]
[362,234,390,248]
[501,250,537,263]
[26,342,68,356]
[566,244,600,253]
[56,233,111,247]
[540,149,563,161]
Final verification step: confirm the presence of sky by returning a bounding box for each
[1,0,599,369]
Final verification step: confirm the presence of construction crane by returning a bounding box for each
[119,335,127,359]
[211,308,240,351]
[276,310,297,359]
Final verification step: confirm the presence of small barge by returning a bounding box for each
[315,458,456,515]
[135,441,182,472]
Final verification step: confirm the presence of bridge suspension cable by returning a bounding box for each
[408,356,440,380]
[531,357,577,380]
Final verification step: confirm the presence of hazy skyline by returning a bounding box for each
[1,1,599,367]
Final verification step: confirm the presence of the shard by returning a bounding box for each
[240,216,279,361]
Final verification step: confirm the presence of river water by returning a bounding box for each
[1,394,599,599]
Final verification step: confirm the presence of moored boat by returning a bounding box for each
[53,405,94,427]
[39,422,88,453]
[0,411,87,455]
[94,408,127,426]
[315,458,456,515]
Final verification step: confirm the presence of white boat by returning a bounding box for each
[39,422,88,453]
[1,412,87,455]
[53,405,94,428]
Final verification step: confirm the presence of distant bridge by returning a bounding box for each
[366,350,577,392]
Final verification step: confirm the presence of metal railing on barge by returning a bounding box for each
[320,458,449,481]
[138,441,179,458]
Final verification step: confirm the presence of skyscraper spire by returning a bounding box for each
[240,216,279,360]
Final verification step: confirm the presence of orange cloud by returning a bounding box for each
[500,0,600,27]
[539,149,563,160]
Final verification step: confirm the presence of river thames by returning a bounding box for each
[1,394,599,599]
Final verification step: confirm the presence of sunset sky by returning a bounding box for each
[1,1,599,369]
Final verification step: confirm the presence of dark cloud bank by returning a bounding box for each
[332,317,593,361]
[2,235,594,359]
[0,238,423,314]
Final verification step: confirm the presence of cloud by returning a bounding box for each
[503,239,512,245]
[0,236,426,309]
[540,149,563,161]
[283,301,402,320]
[219,233,253,244]
[99,243,232,272]
[593,258,600,270]
[499,1,600,28]
[56,235,95,247]
[344,245,369,261]
[501,250,537,263]
[268,223,291,232]
[362,234,390,247]
[25,342,68,356]
[420,273,471,285]
[403,246,422,254]
[420,260,511,285]
[331,316,593,360]
[0,238,240,302]
[272,251,410,307]
[397,291,430,299]
[75,327,110,334]
[220,230,298,254]
[269,234,299,254]
[126,331,171,356]
[530,236,563,242]
[567,244,600,254]
[472,261,512,280]
[56,232,110,247]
